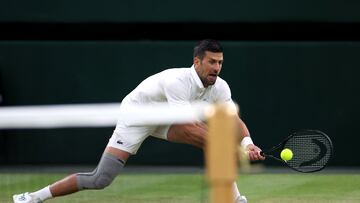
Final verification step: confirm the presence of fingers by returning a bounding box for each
[258,151,265,161]
[248,151,265,161]
[258,151,266,160]
[246,145,266,161]
[248,150,261,161]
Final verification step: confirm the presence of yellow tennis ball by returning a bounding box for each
[280,148,293,161]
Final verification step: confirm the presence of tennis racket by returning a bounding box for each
[260,129,333,173]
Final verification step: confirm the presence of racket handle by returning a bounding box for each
[260,151,265,157]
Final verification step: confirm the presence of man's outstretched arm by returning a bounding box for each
[236,116,265,161]
[167,116,265,161]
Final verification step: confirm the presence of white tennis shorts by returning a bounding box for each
[107,121,170,154]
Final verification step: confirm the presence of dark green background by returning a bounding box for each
[0,1,359,167]
[1,0,360,23]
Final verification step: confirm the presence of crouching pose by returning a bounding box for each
[13,39,264,203]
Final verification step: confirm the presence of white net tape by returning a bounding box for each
[0,102,215,129]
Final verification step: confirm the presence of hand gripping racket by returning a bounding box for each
[260,130,333,173]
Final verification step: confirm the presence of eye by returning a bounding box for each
[209,60,216,64]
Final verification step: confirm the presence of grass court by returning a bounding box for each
[1,172,360,203]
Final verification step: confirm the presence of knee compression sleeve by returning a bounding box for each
[76,153,125,190]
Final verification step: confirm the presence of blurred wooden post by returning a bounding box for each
[206,103,237,203]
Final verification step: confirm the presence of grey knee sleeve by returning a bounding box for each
[76,153,125,190]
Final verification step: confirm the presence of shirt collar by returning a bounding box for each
[190,64,205,89]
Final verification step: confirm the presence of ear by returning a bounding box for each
[194,57,200,67]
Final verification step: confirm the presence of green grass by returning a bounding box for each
[1,173,360,203]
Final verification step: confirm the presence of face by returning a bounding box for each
[194,51,223,87]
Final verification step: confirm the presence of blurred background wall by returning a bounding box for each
[0,0,359,167]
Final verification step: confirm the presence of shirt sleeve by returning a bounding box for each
[215,80,232,103]
[215,80,238,112]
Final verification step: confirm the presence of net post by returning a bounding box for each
[205,103,238,203]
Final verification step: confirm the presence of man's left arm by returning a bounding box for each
[236,116,265,161]
[216,80,265,161]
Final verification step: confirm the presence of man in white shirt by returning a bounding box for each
[13,39,264,203]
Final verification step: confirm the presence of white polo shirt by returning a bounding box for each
[121,65,232,107]
[109,65,233,154]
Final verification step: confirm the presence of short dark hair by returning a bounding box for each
[193,39,223,59]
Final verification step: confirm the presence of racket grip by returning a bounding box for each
[260,151,265,156]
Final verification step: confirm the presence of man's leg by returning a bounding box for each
[233,182,247,203]
[51,147,129,196]
[166,123,247,202]
[13,147,129,202]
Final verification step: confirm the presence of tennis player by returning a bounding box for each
[13,39,264,203]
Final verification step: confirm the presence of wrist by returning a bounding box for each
[241,136,254,148]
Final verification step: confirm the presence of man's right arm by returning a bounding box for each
[167,122,207,149]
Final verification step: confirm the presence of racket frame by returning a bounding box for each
[261,129,333,173]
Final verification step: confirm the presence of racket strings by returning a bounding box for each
[284,132,332,172]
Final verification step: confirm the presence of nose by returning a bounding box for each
[214,63,221,73]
